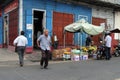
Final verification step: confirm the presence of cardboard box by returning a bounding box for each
[80,55,88,60]
[52,49,64,59]
[71,54,80,61]
[63,54,71,59]
[93,54,97,59]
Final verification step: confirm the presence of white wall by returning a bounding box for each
[100,0,114,3]
[114,11,120,39]
[92,6,114,29]
[100,0,120,4]
[115,11,120,29]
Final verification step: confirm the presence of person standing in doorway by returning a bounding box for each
[104,32,112,60]
[37,31,41,39]
[13,31,28,67]
[86,35,93,46]
[52,33,59,49]
[37,29,51,69]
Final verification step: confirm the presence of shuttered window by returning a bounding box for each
[9,8,18,46]
[53,11,73,46]
[92,17,106,46]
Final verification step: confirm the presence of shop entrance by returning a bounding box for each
[33,10,45,49]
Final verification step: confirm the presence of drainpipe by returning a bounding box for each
[19,0,23,35]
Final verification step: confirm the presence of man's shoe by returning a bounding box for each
[20,64,23,67]
[44,67,48,69]
[20,62,23,67]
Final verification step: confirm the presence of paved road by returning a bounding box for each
[0,49,120,80]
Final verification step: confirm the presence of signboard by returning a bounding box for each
[4,0,18,14]
[27,24,32,29]
[78,15,88,22]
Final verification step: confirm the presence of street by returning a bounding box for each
[0,49,120,80]
[0,0,120,80]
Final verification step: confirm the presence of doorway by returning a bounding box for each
[33,10,45,49]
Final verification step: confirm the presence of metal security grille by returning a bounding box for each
[8,8,18,46]
[53,11,73,46]
[92,17,106,46]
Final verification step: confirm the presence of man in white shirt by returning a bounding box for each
[13,31,28,67]
[104,32,112,60]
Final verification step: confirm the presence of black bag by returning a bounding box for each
[15,46,18,52]
[15,43,18,52]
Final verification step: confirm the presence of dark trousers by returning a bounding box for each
[41,49,50,68]
[105,47,111,60]
[17,46,25,64]
[53,41,58,49]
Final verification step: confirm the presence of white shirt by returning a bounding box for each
[37,34,51,50]
[13,35,28,46]
[105,35,112,47]
[54,35,58,41]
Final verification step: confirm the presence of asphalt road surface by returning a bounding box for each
[0,57,120,80]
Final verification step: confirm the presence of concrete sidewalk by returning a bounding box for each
[0,48,18,61]
[0,48,41,67]
[0,48,41,62]
[0,48,73,67]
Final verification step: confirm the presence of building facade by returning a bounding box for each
[92,6,114,45]
[1,0,120,53]
[114,11,120,40]
[0,0,19,50]
[0,0,92,52]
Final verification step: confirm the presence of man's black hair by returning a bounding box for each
[90,35,93,37]
[105,32,111,35]
[21,31,24,35]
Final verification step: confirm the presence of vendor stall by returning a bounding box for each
[63,19,105,60]
[52,19,105,61]
[64,19,105,47]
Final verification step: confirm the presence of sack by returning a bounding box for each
[15,43,18,52]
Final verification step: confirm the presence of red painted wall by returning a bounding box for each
[53,11,74,46]
[111,33,118,54]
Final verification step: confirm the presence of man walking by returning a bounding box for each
[37,29,51,69]
[13,31,28,67]
[104,32,112,60]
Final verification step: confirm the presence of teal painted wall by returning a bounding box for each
[0,16,2,45]
[23,0,92,46]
